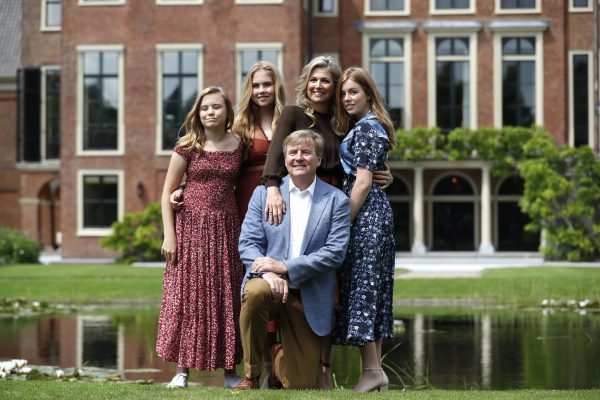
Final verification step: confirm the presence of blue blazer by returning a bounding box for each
[238,176,350,337]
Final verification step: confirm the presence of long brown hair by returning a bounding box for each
[176,86,235,157]
[334,67,396,146]
[233,61,287,150]
[295,56,342,135]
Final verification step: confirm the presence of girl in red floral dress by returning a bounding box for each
[157,86,244,389]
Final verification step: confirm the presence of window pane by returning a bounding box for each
[163,52,179,74]
[502,60,535,126]
[83,52,120,150]
[573,0,588,7]
[501,0,535,8]
[83,175,118,228]
[388,38,403,56]
[84,52,100,74]
[46,0,61,27]
[102,52,118,75]
[371,0,404,11]
[45,69,61,159]
[573,54,589,146]
[370,39,386,57]
[436,0,469,9]
[319,0,334,12]
[181,52,197,74]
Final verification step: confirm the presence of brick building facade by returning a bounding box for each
[1,0,598,258]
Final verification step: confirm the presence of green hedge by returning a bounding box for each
[0,225,42,265]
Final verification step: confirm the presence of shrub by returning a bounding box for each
[519,146,600,261]
[100,203,163,264]
[0,225,42,265]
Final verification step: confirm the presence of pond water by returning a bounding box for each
[0,307,598,389]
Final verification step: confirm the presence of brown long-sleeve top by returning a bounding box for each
[261,105,344,187]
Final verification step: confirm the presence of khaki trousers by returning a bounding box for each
[240,278,323,389]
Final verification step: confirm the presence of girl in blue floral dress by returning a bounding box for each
[333,67,396,393]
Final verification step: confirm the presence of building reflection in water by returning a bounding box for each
[0,309,599,389]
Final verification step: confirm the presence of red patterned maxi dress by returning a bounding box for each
[156,143,244,371]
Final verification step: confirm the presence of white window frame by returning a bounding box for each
[569,0,593,12]
[155,44,204,156]
[365,0,410,16]
[79,0,125,5]
[427,32,478,130]
[568,50,595,148]
[76,45,125,156]
[156,0,203,4]
[313,0,338,17]
[362,33,412,129]
[235,42,283,102]
[430,0,475,15]
[41,0,61,31]
[495,0,541,14]
[235,0,283,4]
[77,169,124,237]
[40,65,61,161]
[492,32,544,128]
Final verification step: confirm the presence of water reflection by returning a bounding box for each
[0,308,598,389]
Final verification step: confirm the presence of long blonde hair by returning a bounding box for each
[334,67,396,146]
[295,56,342,135]
[233,61,287,147]
[176,86,235,157]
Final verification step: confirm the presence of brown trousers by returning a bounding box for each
[239,278,323,389]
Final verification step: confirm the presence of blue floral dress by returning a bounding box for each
[334,112,395,346]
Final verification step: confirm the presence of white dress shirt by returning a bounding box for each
[288,177,316,260]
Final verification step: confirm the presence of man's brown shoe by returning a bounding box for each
[232,376,259,390]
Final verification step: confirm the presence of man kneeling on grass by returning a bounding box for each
[234,130,350,389]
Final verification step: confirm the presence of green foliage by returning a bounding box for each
[100,203,163,264]
[389,125,600,261]
[519,146,600,261]
[392,126,445,160]
[0,225,42,265]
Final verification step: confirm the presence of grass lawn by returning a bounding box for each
[1,263,599,397]
[0,264,164,304]
[394,266,600,307]
[1,264,599,307]
[0,381,599,400]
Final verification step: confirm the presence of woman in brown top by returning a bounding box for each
[261,56,393,389]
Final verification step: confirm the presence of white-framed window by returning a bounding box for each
[234,0,283,4]
[569,0,592,12]
[568,51,594,148]
[427,33,478,132]
[362,34,412,129]
[156,44,203,155]
[156,0,203,5]
[365,0,410,16]
[41,0,61,31]
[77,170,124,236]
[495,0,540,14]
[76,45,125,156]
[235,43,283,101]
[430,0,475,15]
[493,33,544,127]
[79,0,125,5]
[314,0,337,16]
[41,66,61,160]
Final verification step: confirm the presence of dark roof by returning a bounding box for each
[0,0,22,77]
